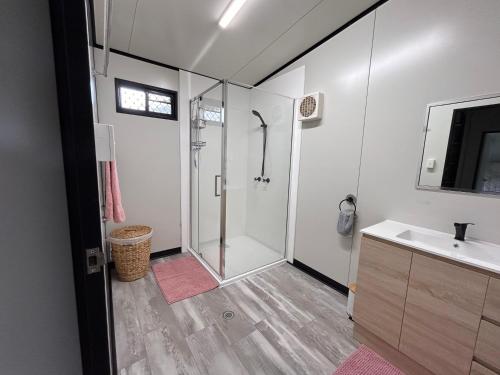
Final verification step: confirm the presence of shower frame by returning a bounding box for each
[188,79,296,285]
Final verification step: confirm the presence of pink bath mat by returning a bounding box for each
[152,255,219,304]
[334,345,405,375]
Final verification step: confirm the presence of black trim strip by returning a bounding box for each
[150,247,182,260]
[108,247,182,269]
[93,44,222,82]
[291,259,349,296]
[94,43,180,72]
[254,0,390,86]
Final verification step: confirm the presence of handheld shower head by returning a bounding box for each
[251,110,266,127]
[252,109,269,179]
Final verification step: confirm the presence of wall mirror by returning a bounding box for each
[418,94,500,195]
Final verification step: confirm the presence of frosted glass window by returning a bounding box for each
[115,78,177,120]
[148,93,172,115]
[119,87,146,111]
[203,109,221,122]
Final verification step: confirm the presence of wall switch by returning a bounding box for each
[426,158,436,170]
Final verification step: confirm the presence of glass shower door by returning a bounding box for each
[224,82,294,278]
[190,83,224,275]
[190,80,295,281]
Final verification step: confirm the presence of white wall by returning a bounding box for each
[272,13,375,286]
[0,1,82,373]
[351,0,500,281]
[94,49,181,253]
[270,0,500,286]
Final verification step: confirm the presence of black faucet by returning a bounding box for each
[454,222,475,241]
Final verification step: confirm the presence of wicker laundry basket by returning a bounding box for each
[108,225,153,282]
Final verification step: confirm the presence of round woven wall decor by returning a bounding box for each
[300,96,316,117]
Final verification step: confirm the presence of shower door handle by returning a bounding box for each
[215,175,221,197]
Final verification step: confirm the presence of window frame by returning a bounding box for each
[115,78,178,121]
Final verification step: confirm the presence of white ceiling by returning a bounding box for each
[93,0,379,84]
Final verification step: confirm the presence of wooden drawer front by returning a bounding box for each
[483,277,500,324]
[471,362,498,375]
[353,236,412,348]
[400,254,489,375]
[475,320,500,371]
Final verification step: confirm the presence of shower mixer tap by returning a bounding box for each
[253,177,270,183]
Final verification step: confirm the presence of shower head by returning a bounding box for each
[251,110,266,127]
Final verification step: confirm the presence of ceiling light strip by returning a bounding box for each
[219,0,248,28]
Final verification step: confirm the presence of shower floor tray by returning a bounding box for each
[200,235,283,279]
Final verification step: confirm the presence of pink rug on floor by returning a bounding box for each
[152,255,219,304]
[334,346,406,375]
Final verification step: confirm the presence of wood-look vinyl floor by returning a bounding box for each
[112,254,358,375]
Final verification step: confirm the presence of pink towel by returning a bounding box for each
[104,161,126,223]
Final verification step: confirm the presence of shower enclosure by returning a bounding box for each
[190,80,295,282]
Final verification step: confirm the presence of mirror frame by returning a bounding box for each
[415,92,500,198]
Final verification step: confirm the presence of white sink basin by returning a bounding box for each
[396,229,459,251]
[361,220,500,274]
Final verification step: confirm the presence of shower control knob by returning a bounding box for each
[254,177,261,182]
[263,178,270,183]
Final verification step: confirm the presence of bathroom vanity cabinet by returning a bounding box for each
[399,252,488,375]
[354,236,412,348]
[353,228,500,375]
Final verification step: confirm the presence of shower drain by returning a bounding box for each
[222,311,234,320]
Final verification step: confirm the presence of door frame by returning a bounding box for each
[188,81,226,279]
[49,0,114,374]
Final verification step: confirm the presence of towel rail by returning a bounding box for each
[93,0,113,77]
[339,194,357,213]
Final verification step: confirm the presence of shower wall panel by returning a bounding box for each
[245,89,294,253]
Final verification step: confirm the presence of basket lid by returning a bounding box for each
[110,225,152,240]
